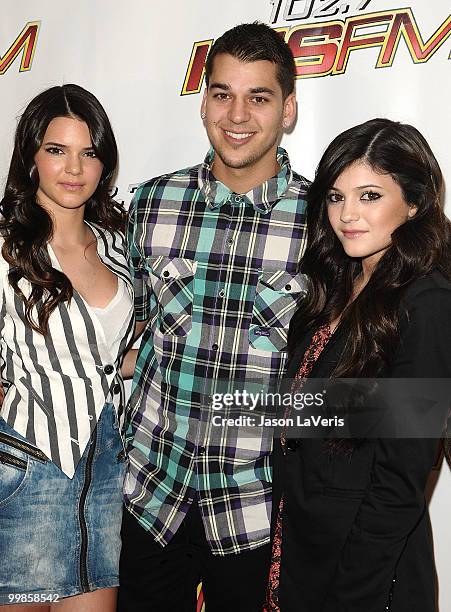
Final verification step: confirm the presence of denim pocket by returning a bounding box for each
[0,450,27,470]
[0,430,48,463]
[0,430,32,506]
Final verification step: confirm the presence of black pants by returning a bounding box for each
[117,502,271,612]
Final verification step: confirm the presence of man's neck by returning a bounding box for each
[211,154,280,195]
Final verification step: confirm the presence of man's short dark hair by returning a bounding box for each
[205,22,296,99]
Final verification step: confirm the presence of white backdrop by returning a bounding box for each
[1,1,450,608]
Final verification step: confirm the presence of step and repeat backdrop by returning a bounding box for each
[1,1,450,608]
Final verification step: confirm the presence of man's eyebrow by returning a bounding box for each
[209,82,230,91]
[249,87,276,95]
[208,84,276,96]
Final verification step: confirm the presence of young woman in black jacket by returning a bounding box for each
[266,118,451,612]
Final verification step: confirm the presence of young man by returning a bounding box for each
[119,23,309,612]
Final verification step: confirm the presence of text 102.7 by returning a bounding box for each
[270,0,373,23]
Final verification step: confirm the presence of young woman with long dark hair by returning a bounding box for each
[0,85,135,611]
[266,118,451,612]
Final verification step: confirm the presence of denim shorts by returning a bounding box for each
[0,403,126,603]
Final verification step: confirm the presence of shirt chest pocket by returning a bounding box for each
[147,256,197,336]
[249,270,308,352]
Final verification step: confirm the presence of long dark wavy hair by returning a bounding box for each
[0,84,124,334]
[289,118,451,378]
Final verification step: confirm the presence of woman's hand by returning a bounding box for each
[121,349,138,379]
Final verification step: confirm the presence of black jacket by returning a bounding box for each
[274,271,451,612]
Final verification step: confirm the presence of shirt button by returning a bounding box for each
[198,446,206,455]
[104,364,114,375]
[218,289,225,298]
[285,284,292,291]
[212,343,219,350]
[227,238,234,246]
[234,195,242,203]
[113,384,121,394]
[163,270,170,277]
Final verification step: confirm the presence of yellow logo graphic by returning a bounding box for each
[1,21,40,75]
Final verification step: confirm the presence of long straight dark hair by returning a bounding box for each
[0,84,123,334]
[289,118,451,377]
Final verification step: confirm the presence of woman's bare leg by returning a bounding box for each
[0,588,116,612]
[0,607,49,612]
[52,588,117,612]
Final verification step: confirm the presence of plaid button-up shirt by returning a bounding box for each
[125,147,309,555]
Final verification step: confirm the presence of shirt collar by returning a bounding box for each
[198,147,293,214]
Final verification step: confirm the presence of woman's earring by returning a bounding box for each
[201,112,206,120]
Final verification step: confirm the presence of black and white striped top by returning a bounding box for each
[0,222,135,477]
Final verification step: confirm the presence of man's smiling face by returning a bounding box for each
[201,53,295,186]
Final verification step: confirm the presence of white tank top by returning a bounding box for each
[91,277,132,357]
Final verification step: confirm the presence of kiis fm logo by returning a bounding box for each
[181,6,451,95]
[0,22,40,75]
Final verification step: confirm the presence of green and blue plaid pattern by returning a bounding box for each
[125,147,309,554]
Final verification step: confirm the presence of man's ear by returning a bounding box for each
[282,93,296,129]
